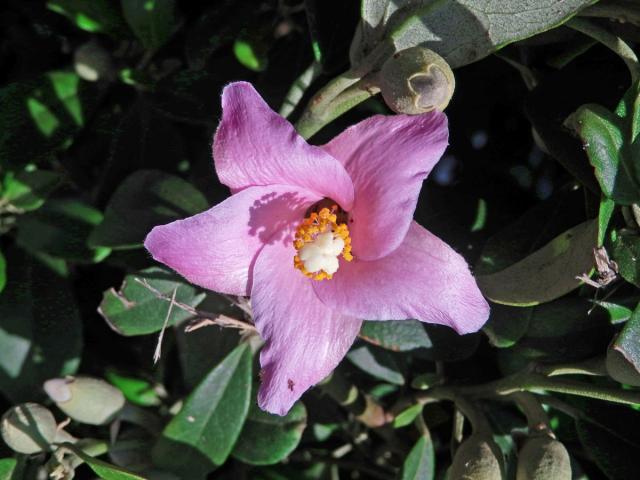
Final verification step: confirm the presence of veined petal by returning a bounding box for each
[213,82,354,210]
[144,185,319,296]
[251,237,362,415]
[314,222,489,335]
[322,111,448,260]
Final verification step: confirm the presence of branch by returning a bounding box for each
[134,278,256,334]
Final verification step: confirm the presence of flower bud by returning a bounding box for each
[516,433,571,480]
[378,47,455,114]
[1,403,57,454]
[606,346,640,387]
[44,376,125,425]
[73,41,114,82]
[449,433,505,479]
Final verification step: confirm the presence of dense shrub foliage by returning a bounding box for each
[1,1,640,479]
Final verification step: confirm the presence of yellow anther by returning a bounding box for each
[293,205,353,281]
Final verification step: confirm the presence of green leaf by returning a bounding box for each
[476,186,585,275]
[121,0,176,50]
[506,297,612,363]
[233,38,268,72]
[105,369,161,407]
[0,249,82,403]
[0,251,5,295]
[613,231,640,287]
[576,402,640,480]
[352,0,596,69]
[152,344,252,477]
[232,399,307,465]
[16,199,110,263]
[482,303,533,348]
[598,197,616,246]
[47,0,128,36]
[393,403,423,428]
[175,293,243,389]
[361,320,478,361]
[89,170,208,249]
[607,303,640,386]
[98,267,205,336]
[360,320,432,351]
[477,219,598,306]
[1,170,61,212]
[400,435,435,480]
[61,443,146,480]
[347,345,405,385]
[0,458,17,480]
[0,71,95,169]
[566,104,639,204]
[594,300,634,324]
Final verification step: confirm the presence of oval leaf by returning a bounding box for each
[98,266,205,336]
[477,219,598,306]
[566,104,640,204]
[400,434,434,480]
[89,169,208,250]
[232,400,307,465]
[360,320,432,352]
[152,344,252,478]
[607,303,640,386]
[352,0,596,68]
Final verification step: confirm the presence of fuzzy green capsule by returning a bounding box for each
[44,376,125,426]
[1,403,57,454]
[378,46,455,115]
[516,434,571,480]
[449,433,504,480]
[73,41,114,82]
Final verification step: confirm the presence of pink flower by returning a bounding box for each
[144,82,489,415]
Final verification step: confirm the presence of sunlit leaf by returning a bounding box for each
[607,303,640,386]
[477,219,598,306]
[105,369,161,407]
[400,434,435,480]
[1,170,61,212]
[233,39,267,72]
[47,0,128,36]
[613,231,640,287]
[394,404,423,428]
[351,0,596,68]
[0,458,17,480]
[98,267,205,336]
[0,71,94,169]
[152,344,252,477]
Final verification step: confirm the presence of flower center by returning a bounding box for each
[293,205,353,281]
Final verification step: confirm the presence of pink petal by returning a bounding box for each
[314,222,489,335]
[251,237,362,415]
[213,82,354,210]
[322,111,448,260]
[144,185,319,296]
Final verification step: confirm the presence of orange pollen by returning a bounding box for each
[293,205,353,281]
